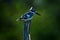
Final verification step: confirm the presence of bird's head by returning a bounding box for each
[29,7,35,12]
[29,7,41,16]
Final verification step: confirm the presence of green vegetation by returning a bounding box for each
[0,0,60,40]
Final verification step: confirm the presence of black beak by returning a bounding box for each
[35,11,41,16]
[36,12,41,16]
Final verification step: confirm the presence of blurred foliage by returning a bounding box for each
[0,0,60,40]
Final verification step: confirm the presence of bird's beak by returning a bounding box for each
[35,11,41,16]
[35,12,41,16]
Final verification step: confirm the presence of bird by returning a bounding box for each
[16,7,41,40]
[16,7,41,22]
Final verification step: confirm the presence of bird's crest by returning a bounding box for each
[29,7,33,11]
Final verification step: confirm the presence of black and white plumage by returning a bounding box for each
[16,7,41,22]
[16,7,41,40]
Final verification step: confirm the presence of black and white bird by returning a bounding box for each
[16,7,41,40]
[16,7,41,22]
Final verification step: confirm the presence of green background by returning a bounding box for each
[0,0,60,40]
